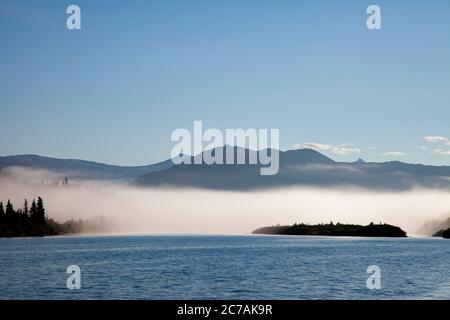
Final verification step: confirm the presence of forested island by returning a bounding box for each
[0,197,110,238]
[433,228,450,239]
[444,229,450,239]
[252,222,407,237]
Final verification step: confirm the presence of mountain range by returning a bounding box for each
[2,147,450,191]
[0,154,172,180]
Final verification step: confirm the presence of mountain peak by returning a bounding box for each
[281,148,335,165]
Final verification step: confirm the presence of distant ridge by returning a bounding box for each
[0,154,172,180]
[132,146,450,191]
[2,147,450,191]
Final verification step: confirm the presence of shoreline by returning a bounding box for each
[0,233,444,240]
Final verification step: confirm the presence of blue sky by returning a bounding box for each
[1,0,449,165]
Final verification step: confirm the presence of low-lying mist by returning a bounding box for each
[1,167,450,236]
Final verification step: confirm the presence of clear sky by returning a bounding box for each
[1,0,449,165]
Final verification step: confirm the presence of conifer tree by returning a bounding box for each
[36,197,46,225]
[23,199,29,218]
[0,197,73,237]
[19,199,30,225]
[0,202,4,224]
[30,199,38,224]
[5,200,15,224]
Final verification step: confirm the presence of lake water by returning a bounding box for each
[0,235,449,299]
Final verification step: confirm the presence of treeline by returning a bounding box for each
[444,229,450,239]
[433,227,450,239]
[252,222,407,237]
[0,197,59,237]
[0,197,80,237]
[0,197,117,238]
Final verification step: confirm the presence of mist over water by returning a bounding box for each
[1,167,450,235]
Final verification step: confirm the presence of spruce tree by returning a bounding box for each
[5,200,15,224]
[36,197,46,225]
[20,199,30,225]
[0,202,4,224]
[30,199,38,224]
[23,199,29,218]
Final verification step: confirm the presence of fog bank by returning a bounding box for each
[1,168,450,235]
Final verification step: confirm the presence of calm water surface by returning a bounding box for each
[0,235,449,299]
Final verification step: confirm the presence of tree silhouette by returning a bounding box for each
[30,199,38,224]
[0,197,90,238]
[0,202,4,224]
[5,200,15,225]
[36,197,46,225]
[1,198,44,236]
[23,199,29,218]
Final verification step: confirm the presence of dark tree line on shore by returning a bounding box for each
[0,197,60,237]
[433,227,450,239]
[0,197,117,238]
[252,222,407,237]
